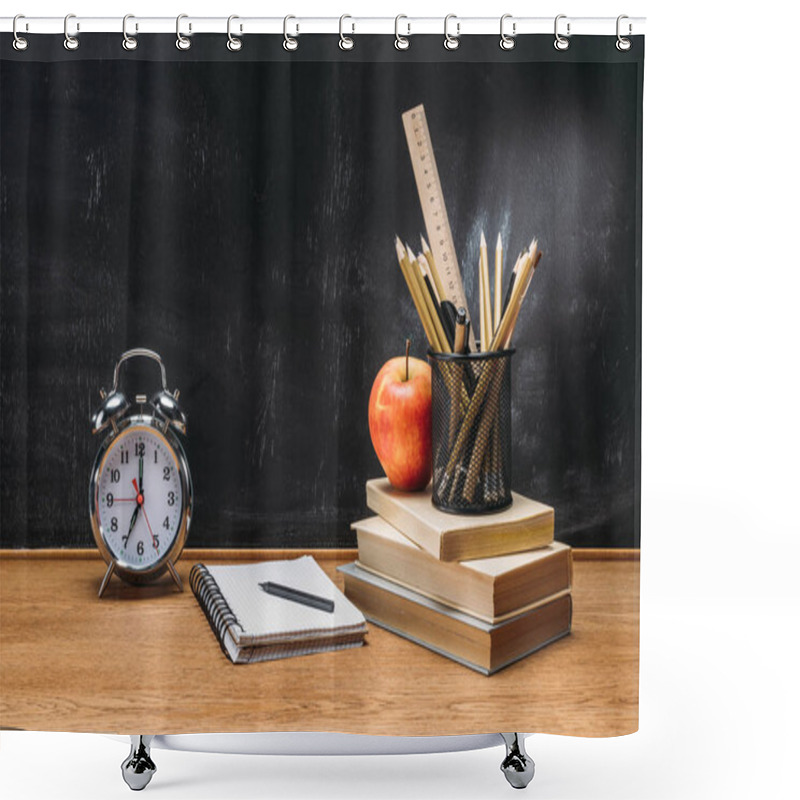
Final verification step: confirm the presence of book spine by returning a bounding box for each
[189,563,242,661]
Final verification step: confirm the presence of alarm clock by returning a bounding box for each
[89,348,193,598]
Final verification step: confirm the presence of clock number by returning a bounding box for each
[122,531,130,548]
[105,493,114,508]
[137,541,144,556]
[110,468,120,483]
[163,466,172,481]
[110,517,118,532]
[120,449,129,464]
[163,516,170,530]
[168,491,176,507]
[153,535,160,550]
[153,449,158,465]
[135,442,145,458]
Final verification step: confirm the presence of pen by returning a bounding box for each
[454,307,468,354]
[259,581,335,613]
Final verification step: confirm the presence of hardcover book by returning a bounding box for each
[339,562,571,675]
[365,478,555,561]
[354,515,572,623]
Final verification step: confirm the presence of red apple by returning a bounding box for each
[368,342,432,491]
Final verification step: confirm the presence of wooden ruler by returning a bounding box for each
[402,104,476,351]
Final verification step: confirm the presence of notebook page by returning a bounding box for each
[205,556,366,645]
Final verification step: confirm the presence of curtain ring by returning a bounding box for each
[394,15,410,51]
[616,15,632,51]
[122,15,138,51]
[283,15,298,51]
[499,14,515,50]
[444,14,460,51]
[12,14,28,51]
[63,13,79,51]
[176,14,191,50]
[227,15,242,51]
[554,14,570,51]
[339,15,354,50]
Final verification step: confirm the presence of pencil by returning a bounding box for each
[479,232,493,351]
[421,235,447,304]
[416,251,451,353]
[395,237,438,350]
[494,233,503,337]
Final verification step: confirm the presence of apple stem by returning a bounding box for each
[405,339,411,382]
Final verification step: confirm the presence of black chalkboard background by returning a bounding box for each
[0,35,642,549]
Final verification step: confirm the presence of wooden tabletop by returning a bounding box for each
[0,550,639,737]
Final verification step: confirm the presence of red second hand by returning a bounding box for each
[140,504,159,553]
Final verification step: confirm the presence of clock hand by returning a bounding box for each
[124,504,139,548]
[140,504,159,554]
[139,455,144,495]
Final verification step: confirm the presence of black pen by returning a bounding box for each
[453,307,468,354]
[259,581,335,613]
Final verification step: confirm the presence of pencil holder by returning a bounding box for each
[428,348,514,514]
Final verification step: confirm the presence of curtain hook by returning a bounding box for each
[227,15,242,51]
[122,15,138,51]
[64,13,79,51]
[616,15,632,51]
[12,14,29,51]
[444,14,460,51]
[499,14,516,50]
[554,14,570,51]
[176,13,191,50]
[394,14,410,51]
[339,15,354,50]
[283,15,298,51]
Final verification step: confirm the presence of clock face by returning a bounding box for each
[95,425,184,571]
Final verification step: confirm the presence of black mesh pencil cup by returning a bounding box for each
[428,349,514,514]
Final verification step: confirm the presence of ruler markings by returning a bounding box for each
[402,104,476,351]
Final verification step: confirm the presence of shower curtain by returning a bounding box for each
[1,25,643,748]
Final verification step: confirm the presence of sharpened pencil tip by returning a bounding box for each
[421,235,431,253]
[496,233,502,249]
[480,231,487,248]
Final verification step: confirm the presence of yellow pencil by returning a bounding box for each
[395,237,438,349]
[494,233,503,336]
[421,235,447,304]
[479,231,492,351]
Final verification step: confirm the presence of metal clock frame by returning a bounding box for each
[90,416,193,597]
[89,348,193,598]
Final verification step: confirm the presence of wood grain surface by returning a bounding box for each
[0,551,639,737]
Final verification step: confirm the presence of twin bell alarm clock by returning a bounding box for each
[89,349,193,598]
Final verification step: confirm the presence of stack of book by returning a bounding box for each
[340,478,572,675]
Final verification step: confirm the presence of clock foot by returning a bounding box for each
[121,735,156,791]
[98,562,116,599]
[166,559,184,592]
[500,733,535,789]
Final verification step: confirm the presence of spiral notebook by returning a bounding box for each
[190,556,368,664]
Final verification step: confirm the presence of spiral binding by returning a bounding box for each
[5,14,640,54]
[190,563,243,660]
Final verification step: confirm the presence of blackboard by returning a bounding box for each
[1,35,642,549]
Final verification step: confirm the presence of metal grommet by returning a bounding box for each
[12,14,28,51]
[444,14,460,51]
[122,14,138,51]
[227,15,242,51]
[283,15,298,51]
[554,14,570,51]
[176,13,191,50]
[63,13,79,51]
[339,14,354,50]
[500,14,515,50]
[394,14,410,50]
[616,15,632,51]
